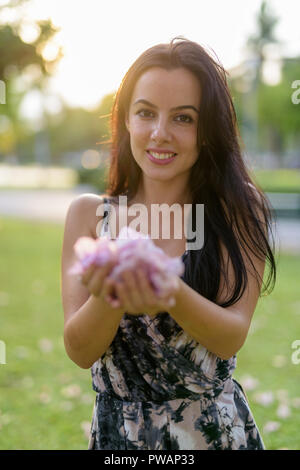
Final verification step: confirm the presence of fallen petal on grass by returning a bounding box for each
[81,421,91,440]
[253,391,274,406]
[58,373,72,384]
[0,412,13,426]
[291,397,300,408]
[0,291,10,306]
[275,389,289,402]
[61,384,81,398]
[291,301,300,315]
[272,355,287,368]
[31,279,46,295]
[21,376,34,388]
[38,338,53,353]
[81,393,94,405]
[263,421,281,433]
[14,346,29,359]
[60,401,74,412]
[39,392,51,404]
[239,375,259,391]
[276,404,291,419]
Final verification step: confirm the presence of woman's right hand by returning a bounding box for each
[80,260,119,306]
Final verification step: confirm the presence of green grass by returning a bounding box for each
[0,217,299,450]
[0,217,93,450]
[252,169,300,193]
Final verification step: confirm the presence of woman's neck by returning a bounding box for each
[130,177,193,208]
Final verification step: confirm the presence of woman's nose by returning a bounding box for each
[150,117,171,142]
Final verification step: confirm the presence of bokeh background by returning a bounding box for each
[0,0,299,450]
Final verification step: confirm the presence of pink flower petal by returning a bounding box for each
[69,227,185,299]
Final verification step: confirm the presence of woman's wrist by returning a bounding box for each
[167,277,185,315]
[91,293,124,318]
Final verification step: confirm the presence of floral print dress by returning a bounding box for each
[88,197,265,450]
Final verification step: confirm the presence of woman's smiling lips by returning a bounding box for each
[146,148,177,165]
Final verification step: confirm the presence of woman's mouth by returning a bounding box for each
[146,150,177,165]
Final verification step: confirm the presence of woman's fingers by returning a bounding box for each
[85,261,116,296]
[135,269,156,307]
[81,263,96,285]
[82,264,177,314]
[120,270,144,312]
[114,281,135,312]
[102,277,121,308]
[119,268,173,315]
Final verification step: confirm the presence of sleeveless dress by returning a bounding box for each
[87,197,265,450]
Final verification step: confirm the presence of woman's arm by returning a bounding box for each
[167,278,258,361]
[61,194,124,369]
[64,294,123,369]
[168,220,266,361]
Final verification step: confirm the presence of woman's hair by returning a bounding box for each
[106,36,276,307]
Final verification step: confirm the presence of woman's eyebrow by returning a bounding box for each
[133,99,199,114]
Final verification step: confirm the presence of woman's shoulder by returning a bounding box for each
[66,192,112,239]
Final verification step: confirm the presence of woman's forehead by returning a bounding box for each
[130,67,201,107]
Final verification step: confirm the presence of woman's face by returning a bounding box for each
[126,67,201,184]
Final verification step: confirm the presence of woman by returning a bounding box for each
[61,37,276,450]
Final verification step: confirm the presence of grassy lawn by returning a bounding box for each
[251,168,300,193]
[0,216,299,450]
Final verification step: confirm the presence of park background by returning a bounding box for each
[0,0,299,450]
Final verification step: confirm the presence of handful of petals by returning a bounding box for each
[69,226,185,298]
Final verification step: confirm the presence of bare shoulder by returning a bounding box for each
[64,192,110,238]
[61,192,108,325]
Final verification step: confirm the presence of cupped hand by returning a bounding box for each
[80,260,118,304]
[106,268,180,317]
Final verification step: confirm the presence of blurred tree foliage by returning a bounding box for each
[229,0,300,168]
[43,92,114,191]
[246,0,280,66]
[230,59,300,162]
[0,0,62,156]
[0,0,299,178]
[46,95,113,159]
[257,60,300,157]
[0,0,114,192]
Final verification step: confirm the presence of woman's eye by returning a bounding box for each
[174,114,193,123]
[136,109,154,118]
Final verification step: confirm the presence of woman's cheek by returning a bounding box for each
[132,118,152,137]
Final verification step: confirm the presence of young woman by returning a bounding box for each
[61,37,276,450]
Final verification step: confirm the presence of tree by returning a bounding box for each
[0,0,62,159]
[232,1,282,164]
[246,0,280,69]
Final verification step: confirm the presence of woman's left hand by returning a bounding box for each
[106,268,180,317]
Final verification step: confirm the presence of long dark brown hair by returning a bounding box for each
[105,36,277,307]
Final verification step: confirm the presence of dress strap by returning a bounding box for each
[100,197,112,238]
